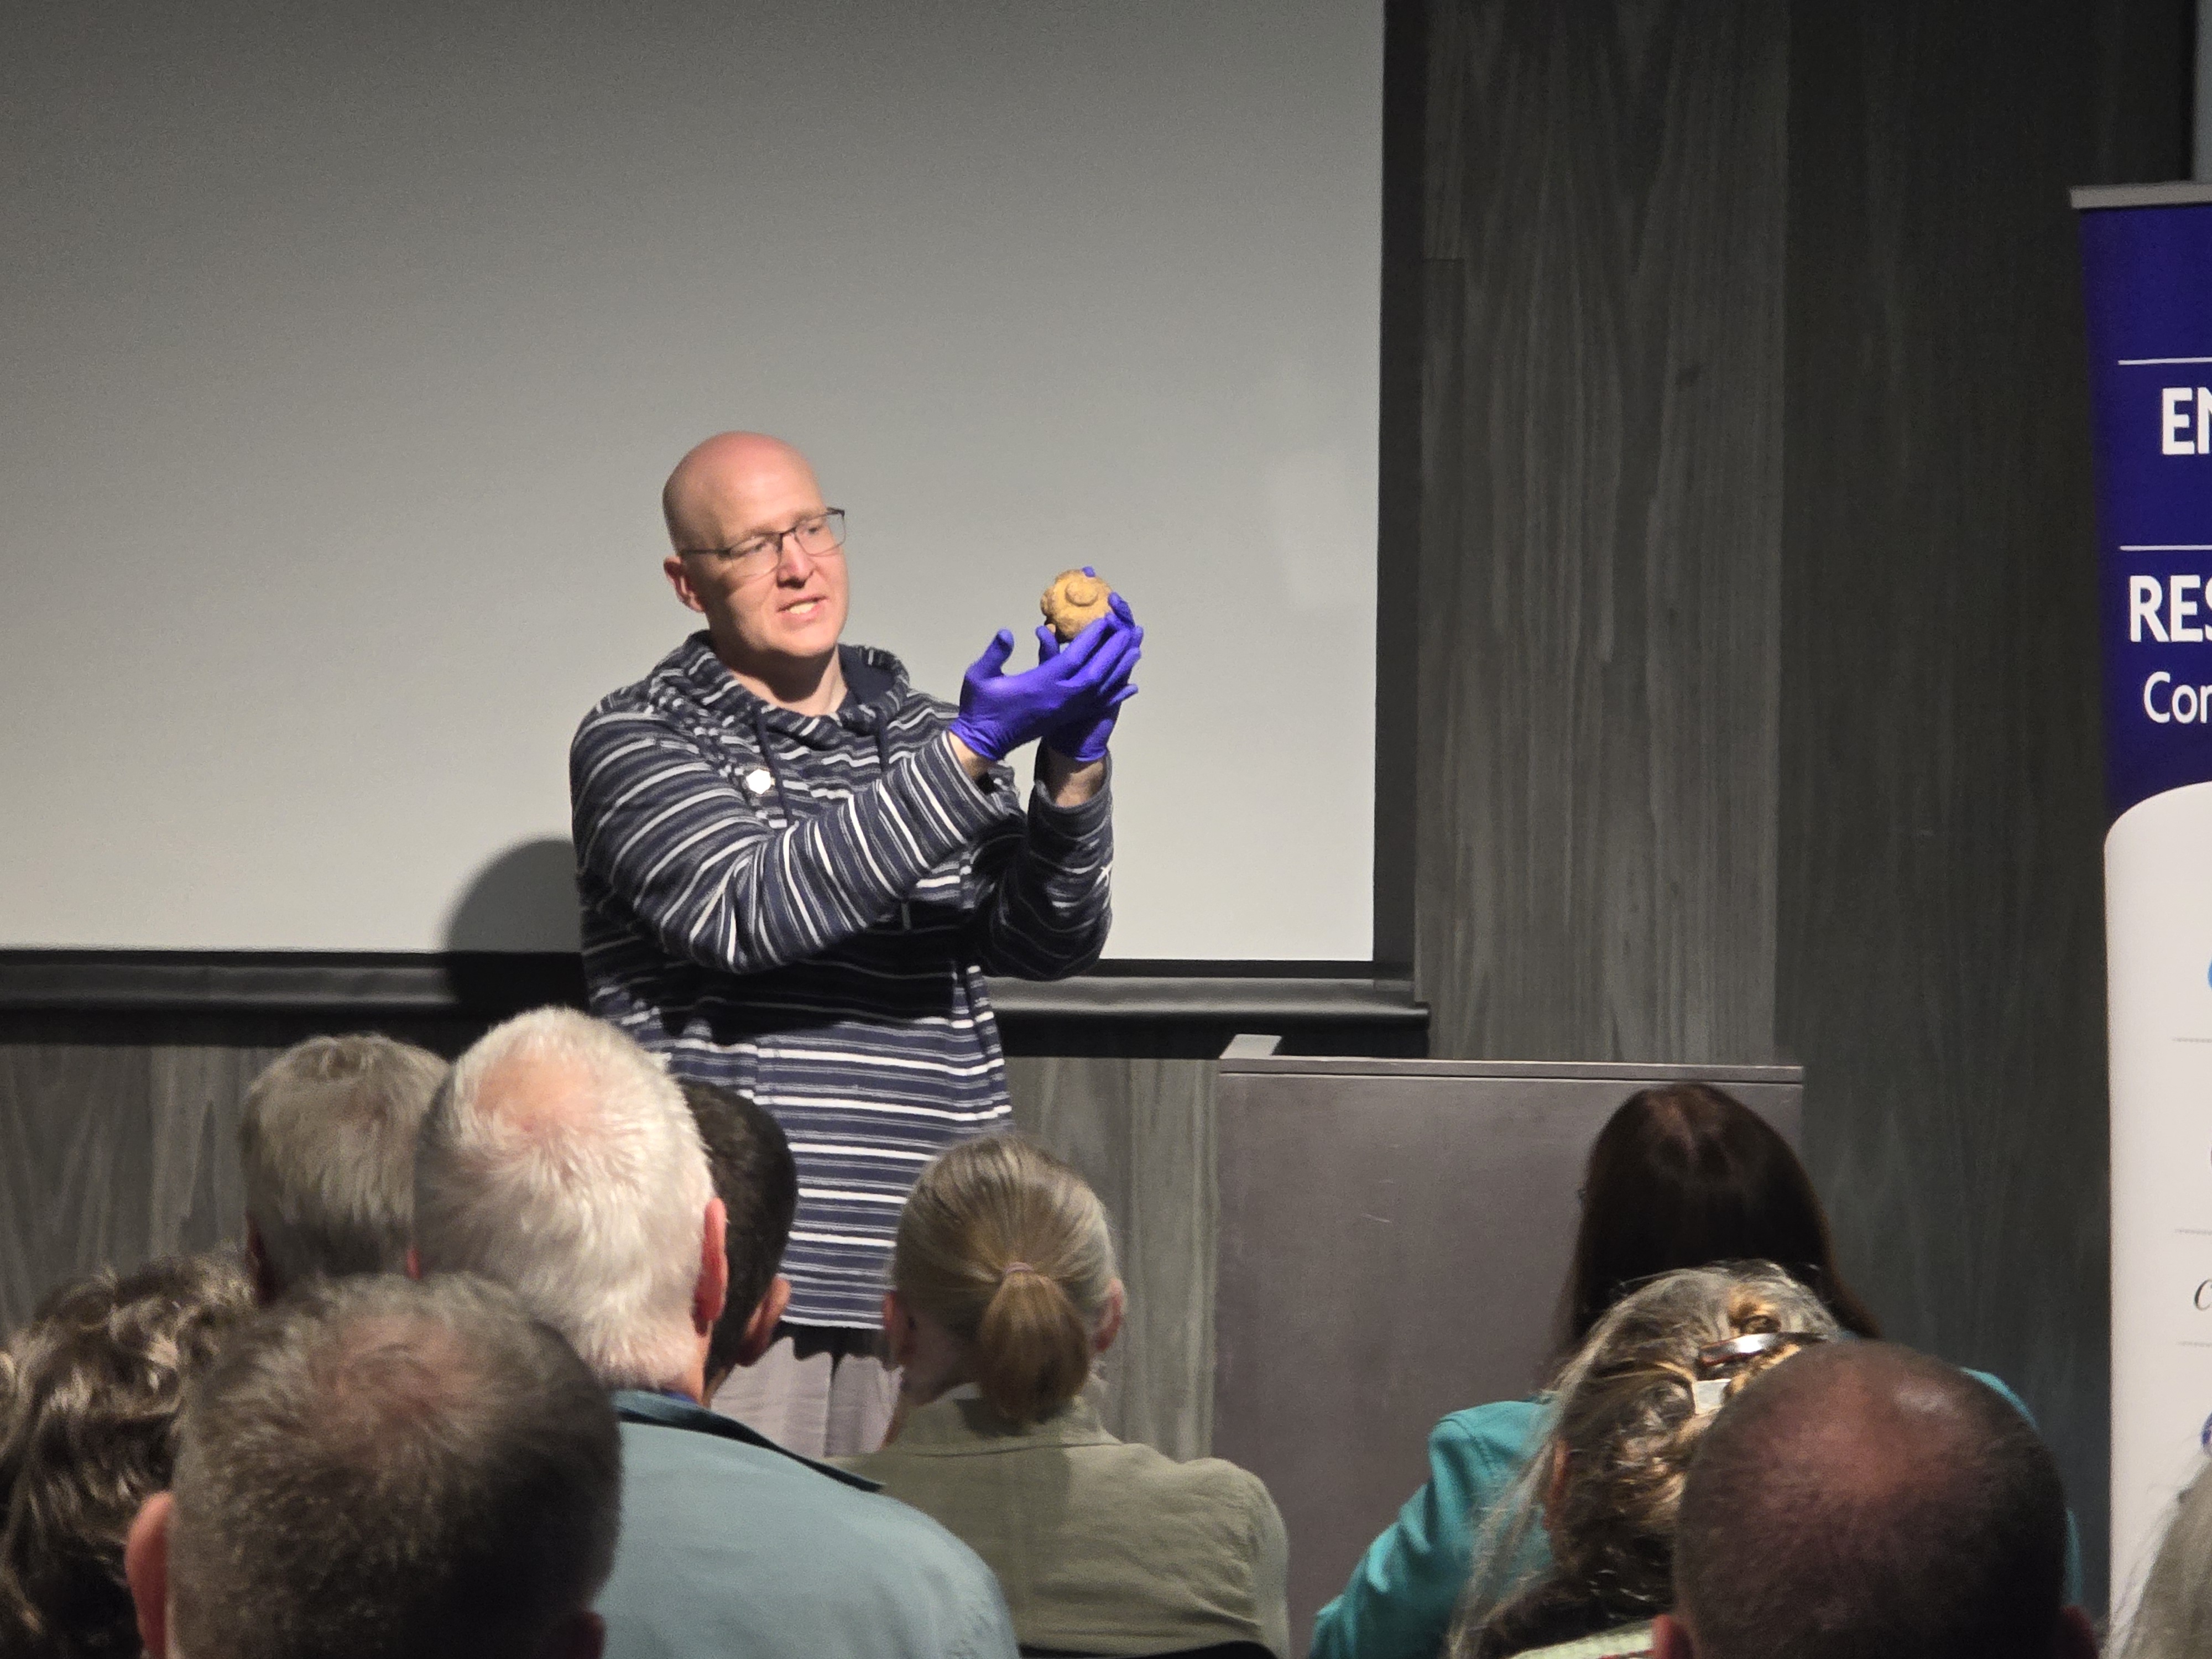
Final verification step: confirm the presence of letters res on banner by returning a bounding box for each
[2077,181,2212,1612]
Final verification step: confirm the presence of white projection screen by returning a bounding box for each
[1,2,1380,961]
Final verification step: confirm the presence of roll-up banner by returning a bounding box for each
[2076,180,2212,1604]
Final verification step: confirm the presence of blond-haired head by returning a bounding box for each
[891,1134,1118,1425]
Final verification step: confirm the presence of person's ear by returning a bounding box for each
[2053,1604,2098,1659]
[1093,1279,1126,1356]
[1650,1613,1695,1659]
[536,1608,605,1659]
[695,1199,729,1335]
[243,1220,280,1305]
[735,1275,791,1368]
[882,1291,920,1369]
[405,1245,423,1281]
[665,554,707,614]
[124,1493,175,1659]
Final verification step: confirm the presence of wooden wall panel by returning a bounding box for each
[1778,2,2190,1614]
[1412,0,1789,1065]
[0,1024,1215,1462]
[1005,1054,1217,1459]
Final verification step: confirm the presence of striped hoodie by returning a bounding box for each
[571,633,1113,1326]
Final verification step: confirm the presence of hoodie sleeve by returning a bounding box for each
[571,697,1007,977]
[964,766,1115,980]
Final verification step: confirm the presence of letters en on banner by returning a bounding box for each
[2076,181,2212,1615]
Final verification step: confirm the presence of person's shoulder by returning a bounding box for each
[622,1416,997,1578]
[1434,1396,1546,1452]
[572,639,714,749]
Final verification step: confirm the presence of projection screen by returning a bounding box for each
[0,2,1381,961]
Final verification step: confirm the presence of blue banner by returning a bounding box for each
[2081,194,2212,817]
[2076,181,2212,1612]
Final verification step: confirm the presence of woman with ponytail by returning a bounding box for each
[841,1133,1290,1658]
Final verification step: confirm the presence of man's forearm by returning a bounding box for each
[945,734,1105,807]
[1036,746,1106,807]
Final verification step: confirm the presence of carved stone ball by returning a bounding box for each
[1040,568,1114,641]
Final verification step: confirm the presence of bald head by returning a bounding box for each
[661,431,820,551]
[1668,1343,2072,1659]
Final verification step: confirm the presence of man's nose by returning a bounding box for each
[775,538,817,582]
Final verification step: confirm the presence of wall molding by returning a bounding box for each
[0,950,1428,1041]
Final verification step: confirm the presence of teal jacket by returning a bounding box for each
[598,1392,1019,1659]
[1308,1371,2082,1659]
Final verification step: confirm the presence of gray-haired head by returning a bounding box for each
[239,1034,449,1293]
[2112,1460,2212,1659]
[148,1272,619,1659]
[412,1006,714,1391]
[1669,1342,2075,1659]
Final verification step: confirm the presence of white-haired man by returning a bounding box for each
[411,1006,1017,1659]
[239,1033,448,1300]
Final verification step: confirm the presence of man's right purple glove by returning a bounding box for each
[948,606,1139,764]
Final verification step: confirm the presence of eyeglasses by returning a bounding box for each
[680,509,846,580]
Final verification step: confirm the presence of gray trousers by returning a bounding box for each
[709,1323,900,1459]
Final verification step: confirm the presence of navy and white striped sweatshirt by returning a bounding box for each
[571,633,1113,1327]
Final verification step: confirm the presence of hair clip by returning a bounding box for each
[1694,1331,1827,1378]
[1001,1261,1037,1279]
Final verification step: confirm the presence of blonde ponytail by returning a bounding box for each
[894,1136,1117,1425]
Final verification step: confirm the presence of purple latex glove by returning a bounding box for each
[1037,587,1142,763]
[949,601,1140,763]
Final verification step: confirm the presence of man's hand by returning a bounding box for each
[1035,585,1141,768]
[947,603,1138,765]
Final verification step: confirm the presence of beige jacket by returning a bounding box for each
[841,1391,1290,1657]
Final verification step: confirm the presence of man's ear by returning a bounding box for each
[735,1274,790,1369]
[694,1198,729,1336]
[1093,1279,1126,1356]
[1650,1612,1695,1659]
[664,554,706,614]
[538,1608,605,1659]
[2054,1604,2098,1659]
[243,1220,280,1305]
[405,1245,423,1281]
[124,1493,175,1659]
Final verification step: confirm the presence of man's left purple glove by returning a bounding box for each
[1037,588,1142,764]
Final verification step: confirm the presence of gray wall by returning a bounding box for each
[1402,0,2190,1613]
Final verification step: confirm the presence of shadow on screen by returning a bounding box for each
[439,837,589,1014]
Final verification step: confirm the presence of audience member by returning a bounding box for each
[1653,1342,2096,1659]
[1310,1082,2078,1659]
[842,1133,1291,1658]
[238,1032,448,1298]
[123,1272,618,1659]
[2115,1460,2212,1659]
[1444,1264,1835,1659]
[411,1006,1018,1659]
[675,1079,797,1406]
[0,1253,253,1659]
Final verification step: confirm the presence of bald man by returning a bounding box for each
[1656,1343,2096,1659]
[570,433,1140,1457]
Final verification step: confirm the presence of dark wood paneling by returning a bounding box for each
[1412,1,1789,1065]
[1778,2,2191,1614]
[0,1018,1215,1460]
[1004,1055,1216,1459]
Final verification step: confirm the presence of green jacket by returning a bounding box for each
[841,1390,1291,1657]
[600,1391,1017,1659]
[1309,1371,2080,1659]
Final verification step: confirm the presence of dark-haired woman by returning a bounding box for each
[1308,1082,2075,1659]
[841,1133,1291,1658]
